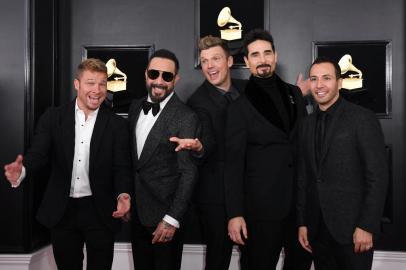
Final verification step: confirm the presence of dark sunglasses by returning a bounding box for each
[147,69,175,82]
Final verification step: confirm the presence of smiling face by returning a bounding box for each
[200,45,233,91]
[244,39,277,78]
[74,70,107,116]
[145,57,179,103]
[309,62,342,111]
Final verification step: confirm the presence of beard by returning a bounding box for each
[256,64,273,78]
[147,83,173,103]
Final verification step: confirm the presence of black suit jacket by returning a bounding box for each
[187,79,246,204]
[128,94,199,227]
[224,75,306,221]
[296,99,388,244]
[23,101,133,231]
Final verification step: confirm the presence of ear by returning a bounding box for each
[74,79,80,92]
[228,55,234,68]
[337,78,343,90]
[145,69,148,81]
[174,73,180,84]
[244,56,250,68]
[274,51,278,63]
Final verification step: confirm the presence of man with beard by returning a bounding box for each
[128,49,199,270]
[170,35,246,270]
[224,29,312,269]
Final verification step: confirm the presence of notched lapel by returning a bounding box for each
[61,102,75,173]
[307,115,318,175]
[130,98,145,164]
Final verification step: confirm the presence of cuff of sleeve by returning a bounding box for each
[117,193,131,201]
[163,215,180,228]
[12,166,26,188]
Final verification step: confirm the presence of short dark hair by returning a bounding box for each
[310,57,341,80]
[242,29,275,56]
[148,49,179,73]
[76,58,107,79]
[198,35,230,56]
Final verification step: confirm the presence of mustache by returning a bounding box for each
[256,64,272,69]
[150,83,168,90]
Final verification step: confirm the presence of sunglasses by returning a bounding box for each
[147,69,175,82]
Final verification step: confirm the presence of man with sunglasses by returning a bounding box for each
[128,49,199,270]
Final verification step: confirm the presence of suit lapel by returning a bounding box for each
[306,114,318,175]
[60,101,76,172]
[129,98,145,165]
[137,94,178,169]
[89,106,110,176]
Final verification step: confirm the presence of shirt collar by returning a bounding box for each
[75,99,100,119]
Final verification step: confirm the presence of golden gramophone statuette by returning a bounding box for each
[217,7,243,41]
[106,58,127,92]
[338,54,363,90]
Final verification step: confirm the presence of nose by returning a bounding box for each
[316,79,323,88]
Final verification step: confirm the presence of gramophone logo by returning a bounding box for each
[106,59,127,92]
[338,54,363,90]
[217,7,243,41]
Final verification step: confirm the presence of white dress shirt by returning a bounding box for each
[14,100,98,198]
[135,92,180,228]
[69,102,98,197]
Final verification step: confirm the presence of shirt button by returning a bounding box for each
[317,178,322,183]
[81,141,84,144]
[77,177,80,180]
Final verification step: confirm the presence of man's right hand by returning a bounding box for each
[228,216,248,245]
[4,155,23,186]
[298,226,312,253]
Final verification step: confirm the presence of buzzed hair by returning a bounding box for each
[198,35,230,56]
[148,49,180,74]
[310,56,342,80]
[76,58,107,79]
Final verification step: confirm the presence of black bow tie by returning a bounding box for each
[142,100,160,116]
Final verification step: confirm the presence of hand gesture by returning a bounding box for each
[112,193,131,218]
[169,137,203,152]
[296,73,311,96]
[298,226,312,253]
[228,216,248,245]
[152,220,176,244]
[4,155,23,186]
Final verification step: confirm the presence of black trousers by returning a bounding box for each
[311,219,373,270]
[131,214,184,270]
[282,213,313,270]
[197,203,234,270]
[50,197,114,270]
[239,219,284,270]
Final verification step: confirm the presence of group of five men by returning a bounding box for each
[4,29,387,270]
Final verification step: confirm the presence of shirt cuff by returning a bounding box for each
[12,166,26,188]
[163,215,180,228]
[117,193,131,201]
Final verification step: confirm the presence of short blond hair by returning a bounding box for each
[198,35,230,56]
[76,58,107,79]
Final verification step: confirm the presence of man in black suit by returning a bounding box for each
[128,49,199,270]
[171,35,245,270]
[297,57,388,270]
[4,58,132,270]
[224,29,312,269]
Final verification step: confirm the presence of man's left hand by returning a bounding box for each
[152,220,176,244]
[112,193,131,218]
[353,227,373,253]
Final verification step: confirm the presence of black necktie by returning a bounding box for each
[224,92,233,104]
[315,111,327,165]
[142,100,160,116]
